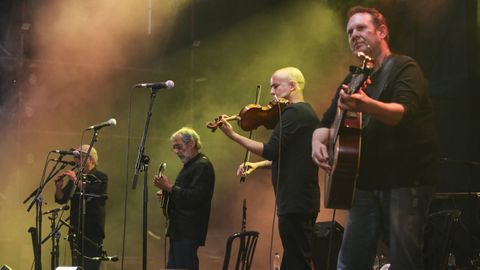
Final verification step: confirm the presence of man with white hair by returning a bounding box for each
[153,127,215,270]
[55,145,108,270]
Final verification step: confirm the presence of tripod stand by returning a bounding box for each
[24,154,72,270]
[41,209,68,270]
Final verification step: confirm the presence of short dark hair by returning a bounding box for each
[347,6,389,41]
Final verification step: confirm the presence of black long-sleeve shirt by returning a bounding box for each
[168,153,215,246]
[263,102,320,215]
[319,54,438,190]
[56,167,108,240]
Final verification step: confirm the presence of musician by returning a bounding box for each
[153,127,215,270]
[54,145,108,270]
[218,67,320,270]
[312,6,438,269]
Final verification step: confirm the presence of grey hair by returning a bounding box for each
[170,127,202,149]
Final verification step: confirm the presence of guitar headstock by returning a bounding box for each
[346,52,374,95]
[356,52,374,71]
[156,162,166,177]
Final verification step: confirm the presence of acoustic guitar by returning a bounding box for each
[324,52,374,209]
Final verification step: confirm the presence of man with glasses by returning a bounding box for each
[153,127,215,270]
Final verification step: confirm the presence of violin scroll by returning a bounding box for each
[206,115,240,132]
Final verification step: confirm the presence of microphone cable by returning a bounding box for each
[268,99,284,270]
[119,86,135,270]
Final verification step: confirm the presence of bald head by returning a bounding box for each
[270,67,306,103]
[272,67,305,91]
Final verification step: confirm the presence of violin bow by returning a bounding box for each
[240,85,261,182]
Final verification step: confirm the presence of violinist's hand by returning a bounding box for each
[237,162,257,176]
[312,128,331,172]
[153,174,173,192]
[237,160,271,176]
[218,114,236,138]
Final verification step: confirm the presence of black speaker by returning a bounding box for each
[423,209,462,270]
[311,221,344,270]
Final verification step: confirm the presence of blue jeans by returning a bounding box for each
[167,238,200,270]
[337,186,434,270]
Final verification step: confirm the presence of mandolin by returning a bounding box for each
[156,162,169,218]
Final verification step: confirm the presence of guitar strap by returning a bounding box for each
[362,54,398,128]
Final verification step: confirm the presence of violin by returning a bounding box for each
[206,98,289,132]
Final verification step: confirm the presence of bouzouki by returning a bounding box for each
[155,162,169,269]
[156,162,170,218]
[324,52,374,209]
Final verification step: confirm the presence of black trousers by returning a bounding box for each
[278,213,317,270]
[70,236,103,270]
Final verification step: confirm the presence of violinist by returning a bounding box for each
[217,67,320,270]
[54,145,108,270]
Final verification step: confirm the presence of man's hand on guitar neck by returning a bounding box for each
[338,84,372,113]
[153,174,173,192]
[338,83,406,126]
[311,128,331,172]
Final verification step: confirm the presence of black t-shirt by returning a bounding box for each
[319,54,438,189]
[168,153,215,246]
[263,102,320,215]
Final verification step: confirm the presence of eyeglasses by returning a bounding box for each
[172,143,186,151]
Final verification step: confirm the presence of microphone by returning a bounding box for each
[50,159,76,166]
[43,205,70,215]
[134,80,175,89]
[85,118,117,131]
[52,150,80,156]
[90,255,119,262]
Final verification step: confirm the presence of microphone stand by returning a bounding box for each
[240,199,248,268]
[58,218,103,248]
[70,131,100,269]
[43,211,61,270]
[23,155,70,270]
[131,87,161,270]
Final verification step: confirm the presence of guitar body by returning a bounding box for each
[324,111,362,209]
[161,191,170,219]
[324,52,373,209]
